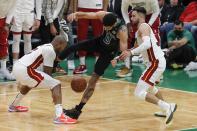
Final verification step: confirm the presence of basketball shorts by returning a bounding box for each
[13,61,60,89]
[11,12,34,33]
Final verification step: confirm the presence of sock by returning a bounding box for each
[158,100,170,111]
[13,59,18,64]
[0,59,7,71]
[76,102,86,111]
[11,92,25,106]
[95,56,99,63]
[79,56,85,65]
[23,33,32,54]
[55,104,63,117]
[124,57,130,69]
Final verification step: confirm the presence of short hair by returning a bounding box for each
[174,20,184,26]
[103,13,117,26]
[132,6,147,16]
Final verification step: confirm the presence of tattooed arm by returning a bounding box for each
[118,25,128,51]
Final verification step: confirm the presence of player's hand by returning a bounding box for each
[31,19,40,31]
[50,23,58,36]
[119,50,132,60]
[111,59,117,67]
[67,13,77,23]
[63,107,82,119]
[3,24,10,34]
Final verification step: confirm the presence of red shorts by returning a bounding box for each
[77,8,103,57]
[0,18,8,57]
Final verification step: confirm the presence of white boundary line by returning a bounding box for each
[0,75,197,96]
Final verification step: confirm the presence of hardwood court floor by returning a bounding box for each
[0,76,197,131]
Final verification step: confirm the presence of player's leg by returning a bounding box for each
[11,13,24,64]
[37,71,76,124]
[64,53,112,119]
[8,85,31,112]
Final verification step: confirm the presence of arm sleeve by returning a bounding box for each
[46,0,54,23]
[131,36,151,55]
[121,0,130,24]
[42,47,56,67]
[35,0,43,20]
[148,0,160,26]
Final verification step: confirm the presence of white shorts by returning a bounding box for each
[12,61,60,89]
[140,57,166,87]
[11,12,34,33]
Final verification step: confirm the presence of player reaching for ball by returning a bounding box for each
[58,11,128,121]
[113,7,177,124]
[8,36,77,124]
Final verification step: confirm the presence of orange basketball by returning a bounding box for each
[71,76,87,93]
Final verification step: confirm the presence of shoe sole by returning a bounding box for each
[73,69,87,74]
[53,121,77,124]
[117,73,132,78]
[8,109,28,112]
[166,104,177,124]
[154,113,166,118]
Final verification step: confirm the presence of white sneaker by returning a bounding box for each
[165,103,177,124]
[68,60,75,70]
[154,110,166,117]
[1,69,15,80]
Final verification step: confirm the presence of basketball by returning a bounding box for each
[71,76,87,93]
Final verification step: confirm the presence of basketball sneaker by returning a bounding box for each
[116,67,132,77]
[154,110,166,117]
[73,65,87,74]
[165,103,177,124]
[8,105,28,112]
[54,113,77,124]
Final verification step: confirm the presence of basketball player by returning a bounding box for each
[0,0,17,80]
[8,36,76,124]
[118,7,177,124]
[59,11,128,121]
[11,0,42,64]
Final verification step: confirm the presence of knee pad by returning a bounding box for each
[12,34,21,53]
[134,80,149,100]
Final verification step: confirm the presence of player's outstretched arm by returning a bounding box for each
[67,11,107,22]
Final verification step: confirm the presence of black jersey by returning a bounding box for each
[100,19,125,53]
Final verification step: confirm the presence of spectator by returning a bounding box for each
[0,0,17,80]
[39,0,65,45]
[179,1,197,48]
[107,0,123,19]
[11,0,42,64]
[73,0,108,74]
[160,0,184,25]
[159,0,184,48]
[166,20,196,69]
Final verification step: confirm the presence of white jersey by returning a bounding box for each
[121,0,160,24]
[132,23,164,63]
[78,0,103,9]
[19,44,56,69]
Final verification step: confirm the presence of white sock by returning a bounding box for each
[11,92,25,106]
[23,33,32,54]
[55,104,63,117]
[158,100,170,111]
[13,59,18,64]
[79,56,85,65]
[95,56,99,63]
[0,59,7,71]
[124,57,130,69]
